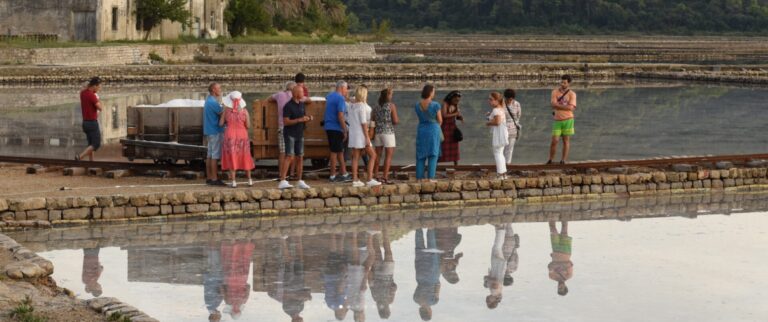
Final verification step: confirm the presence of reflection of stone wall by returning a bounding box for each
[6,189,768,252]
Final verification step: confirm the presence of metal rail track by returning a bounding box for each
[1,153,766,174]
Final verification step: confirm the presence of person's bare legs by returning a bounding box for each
[351,149,361,182]
[78,146,95,161]
[561,221,568,235]
[278,153,285,179]
[338,152,347,176]
[229,170,236,185]
[548,136,559,162]
[383,147,394,181]
[294,155,304,181]
[561,136,571,163]
[382,229,393,262]
[365,146,377,181]
[549,221,558,234]
[206,158,220,181]
[280,155,294,181]
[373,146,383,179]
[329,152,338,178]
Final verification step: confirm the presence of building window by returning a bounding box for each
[111,7,118,31]
[210,11,216,30]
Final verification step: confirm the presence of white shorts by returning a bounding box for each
[373,133,396,148]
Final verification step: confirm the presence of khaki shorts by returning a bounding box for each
[373,133,396,148]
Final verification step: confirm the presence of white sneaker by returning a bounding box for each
[278,180,293,190]
[297,180,311,189]
[352,180,365,188]
[366,179,382,187]
[248,179,253,187]
[230,181,237,188]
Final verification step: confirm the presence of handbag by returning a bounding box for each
[453,127,463,142]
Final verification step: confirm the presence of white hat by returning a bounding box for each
[222,91,246,109]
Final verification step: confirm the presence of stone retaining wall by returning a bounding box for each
[0,43,377,66]
[1,165,767,230]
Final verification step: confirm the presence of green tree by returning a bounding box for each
[224,0,272,37]
[135,0,191,40]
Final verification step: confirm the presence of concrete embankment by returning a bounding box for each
[1,165,767,230]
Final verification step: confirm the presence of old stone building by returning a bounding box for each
[0,0,227,41]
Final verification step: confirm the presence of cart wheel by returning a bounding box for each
[153,159,161,165]
[311,158,330,168]
[164,158,178,165]
[127,157,134,162]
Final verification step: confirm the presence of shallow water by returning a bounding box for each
[0,82,767,164]
[9,192,768,322]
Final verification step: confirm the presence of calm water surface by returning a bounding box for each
[1,82,766,163]
[9,192,768,322]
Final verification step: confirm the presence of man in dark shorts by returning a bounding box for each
[548,75,577,164]
[325,81,352,182]
[279,86,313,190]
[77,77,103,161]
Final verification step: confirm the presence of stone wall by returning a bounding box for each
[7,190,768,252]
[0,43,377,66]
[1,164,767,231]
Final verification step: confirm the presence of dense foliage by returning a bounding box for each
[342,0,768,33]
[135,0,191,40]
[225,0,350,36]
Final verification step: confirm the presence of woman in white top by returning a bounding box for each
[486,92,509,179]
[348,85,382,187]
[502,89,522,166]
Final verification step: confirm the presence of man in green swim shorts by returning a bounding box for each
[548,75,577,164]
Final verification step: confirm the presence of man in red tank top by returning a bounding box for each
[77,77,103,161]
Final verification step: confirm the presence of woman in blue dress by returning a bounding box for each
[415,85,443,181]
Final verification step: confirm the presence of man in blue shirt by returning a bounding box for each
[204,83,225,186]
[324,81,352,182]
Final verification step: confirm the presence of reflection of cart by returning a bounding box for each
[122,99,331,167]
[251,98,330,167]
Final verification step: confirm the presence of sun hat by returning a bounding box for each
[222,91,246,109]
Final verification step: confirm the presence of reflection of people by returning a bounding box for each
[370,228,397,319]
[435,228,463,284]
[414,229,442,321]
[484,224,520,309]
[548,221,573,296]
[204,244,224,322]
[82,248,103,297]
[222,240,255,319]
[323,234,349,320]
[267,237,311,322]
[345,232,375,322]
[77,77,103,161]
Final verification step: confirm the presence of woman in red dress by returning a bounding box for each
[221,240,255,320]
[220,91,254,188]
[439,91,463,166]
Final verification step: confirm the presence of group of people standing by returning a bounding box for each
[80,73,576,188]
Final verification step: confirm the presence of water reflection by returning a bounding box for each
[10,192,768,321]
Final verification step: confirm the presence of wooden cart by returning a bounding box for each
[122,99,331,166]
